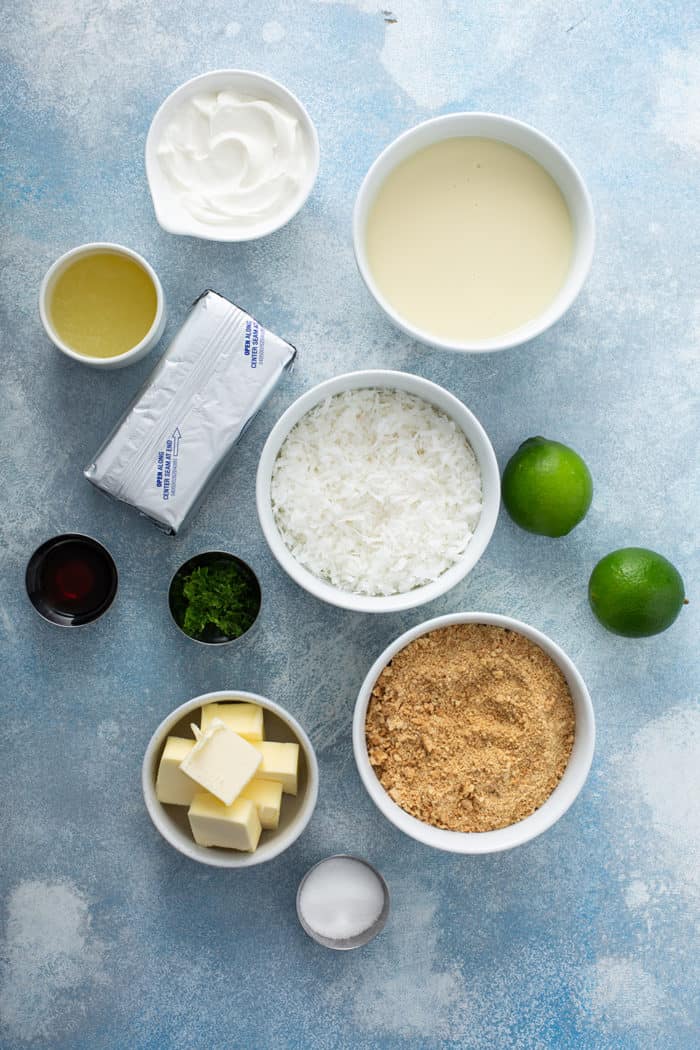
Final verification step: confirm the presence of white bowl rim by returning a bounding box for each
[353,111,595,354]
[255,369,501,613]
[38,241,165,367]
[142,689,319,867]
[145,68,320,242]
[353,611,595,853]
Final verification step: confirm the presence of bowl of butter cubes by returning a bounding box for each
[142,690,319,866]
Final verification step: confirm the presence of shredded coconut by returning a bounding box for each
[270,388,482,595]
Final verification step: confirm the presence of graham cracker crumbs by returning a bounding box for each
[365,624,576,832]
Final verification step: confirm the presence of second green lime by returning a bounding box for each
[502,436,593,537]
[588,547,686,637]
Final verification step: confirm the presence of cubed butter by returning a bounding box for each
[251,741,299,795]
[200,701,264,742]
[179,719,261,806]
[239,779,284,829]
[155,737,199,806]
[188,793,261,851]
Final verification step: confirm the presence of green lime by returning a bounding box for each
[501,436,593,537]
[589,548,686,637]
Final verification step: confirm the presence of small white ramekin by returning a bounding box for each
[145,70,320,241]
[255,370,500,614]
[142,690,319,868]
[39,242,166,369]
[353,612,595,853]
[353,112,595,354]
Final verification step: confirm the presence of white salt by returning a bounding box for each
[298,857,385,941]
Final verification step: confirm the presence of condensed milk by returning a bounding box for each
[365,137,573,342]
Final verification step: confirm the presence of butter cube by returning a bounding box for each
[155,737,199,806]
[188,793,261,851]
[251,741,299,795]
[239,779,284,829]
[180,719,261,806]
[200,701,264,742]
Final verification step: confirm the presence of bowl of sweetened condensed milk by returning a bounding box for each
[353,612,595,853]
[353,113,594,353]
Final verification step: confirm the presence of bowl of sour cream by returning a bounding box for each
[146,70,319,241]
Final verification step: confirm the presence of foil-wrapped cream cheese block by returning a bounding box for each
[84,290,296,533]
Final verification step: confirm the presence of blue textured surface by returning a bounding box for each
[1,2,699,1048]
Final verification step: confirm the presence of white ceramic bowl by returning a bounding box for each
[142,690,319,867]
[256,370,500,613]
[145,70,320,241]
[353,612,595,853]
[39,242,166,369]
[353,112,595,353]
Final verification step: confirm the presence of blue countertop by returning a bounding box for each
[1,2,698,1048]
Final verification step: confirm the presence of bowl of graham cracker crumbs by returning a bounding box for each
[353,612,594,853]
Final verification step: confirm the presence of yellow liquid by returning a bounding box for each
[49,251,158,358]
[366,137,574,342]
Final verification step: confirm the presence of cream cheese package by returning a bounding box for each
[84,291,296,533]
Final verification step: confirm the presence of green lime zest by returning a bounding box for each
[172,562,259,641]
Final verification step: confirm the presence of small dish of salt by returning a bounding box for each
[296,854,390,950]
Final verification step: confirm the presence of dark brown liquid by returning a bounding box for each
[26,536,117,626]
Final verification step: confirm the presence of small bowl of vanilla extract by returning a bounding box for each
[25,534,118,627]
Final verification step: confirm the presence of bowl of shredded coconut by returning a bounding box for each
[255,370,500,612]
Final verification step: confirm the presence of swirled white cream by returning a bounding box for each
[156,90,311,232]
